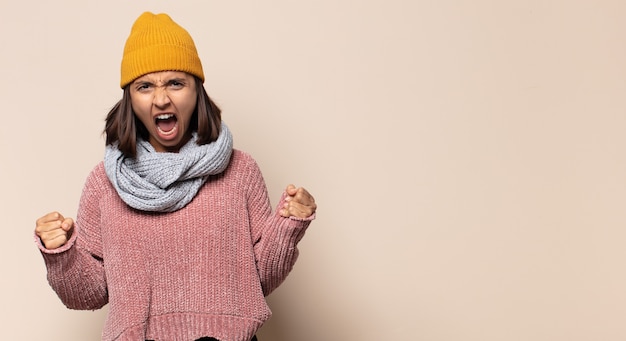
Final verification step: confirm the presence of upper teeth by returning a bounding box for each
[156,114,174,120]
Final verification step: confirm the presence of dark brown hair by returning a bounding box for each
[104,76,222,158]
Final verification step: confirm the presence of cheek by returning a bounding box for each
[130,99,153,127]
[180,94,198,123]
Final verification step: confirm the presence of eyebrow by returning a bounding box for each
[166,78,187,84]
[133,77,187,86]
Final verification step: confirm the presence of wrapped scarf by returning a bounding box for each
[104,122,233,212]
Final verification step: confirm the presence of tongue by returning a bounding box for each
[157,117,177,133]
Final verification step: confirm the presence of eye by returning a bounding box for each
[168,79,185,89]
[135,82,152,92]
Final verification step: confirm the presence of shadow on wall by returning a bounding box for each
[259,284,383,341]
[255,237,383,341]
[258,293,320,341]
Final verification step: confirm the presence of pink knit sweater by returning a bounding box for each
[37,150,313,341]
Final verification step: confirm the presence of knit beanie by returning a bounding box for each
[120,12,205,88]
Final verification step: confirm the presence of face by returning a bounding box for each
[130,71,197,153]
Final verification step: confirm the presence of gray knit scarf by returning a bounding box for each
[104,122,233,212]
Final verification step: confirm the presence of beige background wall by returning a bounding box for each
[1,1,625,340]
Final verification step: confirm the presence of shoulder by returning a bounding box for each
[231,149,255,163]
[221,149,266,184]
[83,162,113,192]
[228,149,261,171]
[88,162,107,181]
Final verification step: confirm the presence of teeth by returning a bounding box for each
[156,114,174,120]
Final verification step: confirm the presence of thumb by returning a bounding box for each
[285,184,297,196]
[61,218,74,232]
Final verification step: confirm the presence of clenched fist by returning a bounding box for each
[279,184,317,219]
[35,212,74,249]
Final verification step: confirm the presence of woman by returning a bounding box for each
[34,12,316,341]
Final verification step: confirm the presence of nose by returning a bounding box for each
[153,86,171,108]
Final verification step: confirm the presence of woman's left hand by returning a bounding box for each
[280,184,317,218]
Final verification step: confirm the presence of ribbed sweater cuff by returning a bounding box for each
[34,228,78,255]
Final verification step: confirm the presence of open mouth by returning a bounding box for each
[155,114,178,136]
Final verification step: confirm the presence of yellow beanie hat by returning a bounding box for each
[120,12,205,88]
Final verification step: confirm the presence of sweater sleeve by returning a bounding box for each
[35,165,109,310]
[244,156,315,296]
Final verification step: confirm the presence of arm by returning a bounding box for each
[245,157,316,295]
[35,167,109,310]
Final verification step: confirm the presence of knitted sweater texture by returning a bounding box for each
[37,150,312,341]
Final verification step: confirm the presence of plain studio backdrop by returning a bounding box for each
[1,1,625,340]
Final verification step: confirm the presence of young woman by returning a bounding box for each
[35,12,316,341]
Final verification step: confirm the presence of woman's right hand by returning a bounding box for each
[35,212,74,249]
